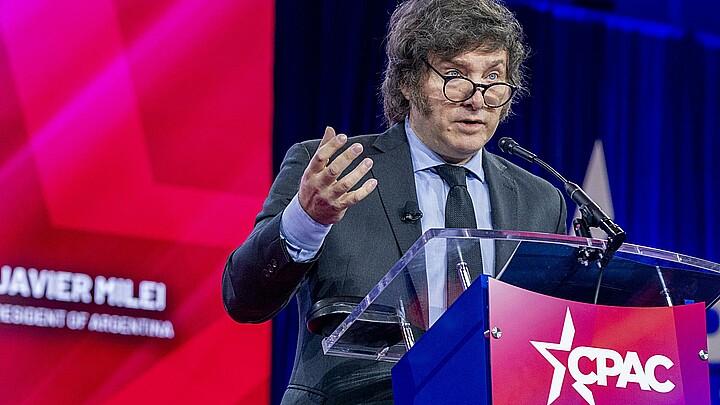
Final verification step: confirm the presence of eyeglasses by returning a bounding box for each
[424,61,516,108]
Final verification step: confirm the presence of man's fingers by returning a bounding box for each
[331,157,373,195]
[318,126,335,148]
[308,130,347,173]
[300,126,376,223]
[322,143,364,184]
[339,178,378,207]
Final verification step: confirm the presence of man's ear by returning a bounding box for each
[400,84,410,100]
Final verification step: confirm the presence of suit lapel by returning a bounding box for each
[369,125,423,256]
[483,150,520,275]
[369,124,427,327]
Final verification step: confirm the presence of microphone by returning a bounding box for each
[401,201,423,223]
[498,137,537,163]
[497,137,626,269]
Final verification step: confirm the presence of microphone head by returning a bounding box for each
[498,137,517,154]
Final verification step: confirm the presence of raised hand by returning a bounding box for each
[298,126,378,225]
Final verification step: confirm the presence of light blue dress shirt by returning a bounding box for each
[404,120,495,324]
[281,194,331,262]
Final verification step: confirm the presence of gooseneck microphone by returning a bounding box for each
[498,137,626,270]
[498,137,537,163]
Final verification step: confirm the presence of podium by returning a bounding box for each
[318,229,720,404]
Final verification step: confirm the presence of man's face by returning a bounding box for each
[408,48,509,164]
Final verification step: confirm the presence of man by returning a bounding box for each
[223,0,566,403]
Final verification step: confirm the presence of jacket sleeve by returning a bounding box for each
[222,141,319,323]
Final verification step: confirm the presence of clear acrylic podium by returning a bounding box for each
[316,229,720,403]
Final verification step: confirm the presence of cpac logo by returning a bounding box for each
[531,308,675,405]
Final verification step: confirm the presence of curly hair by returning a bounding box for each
[381,0,529,126]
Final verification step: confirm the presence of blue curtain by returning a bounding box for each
[271,2,720,403]
[508,5,719,261]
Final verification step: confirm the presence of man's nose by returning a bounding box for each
[462,87,485,110]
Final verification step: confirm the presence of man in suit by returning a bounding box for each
[223,0,567,403]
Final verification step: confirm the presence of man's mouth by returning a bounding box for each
[457,119,484,126]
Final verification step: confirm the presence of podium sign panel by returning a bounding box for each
[489,278,710,404]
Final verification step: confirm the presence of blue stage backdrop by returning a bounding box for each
[271,1,720,403]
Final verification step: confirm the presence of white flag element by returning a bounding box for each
[571,140,615,239]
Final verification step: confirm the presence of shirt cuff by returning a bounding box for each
[280,194,332,263]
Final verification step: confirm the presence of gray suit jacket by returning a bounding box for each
[222,124,567,404]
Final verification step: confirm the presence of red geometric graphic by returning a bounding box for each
[0,0,273,403]
[1,0,270,246]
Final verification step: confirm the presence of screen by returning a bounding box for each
[0,0,273,403]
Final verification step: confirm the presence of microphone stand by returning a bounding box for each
[564,182,626,269]
[497,137,627,272]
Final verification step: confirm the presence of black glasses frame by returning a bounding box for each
[424,60,517,108]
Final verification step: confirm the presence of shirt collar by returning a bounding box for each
[405,118,485,182]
